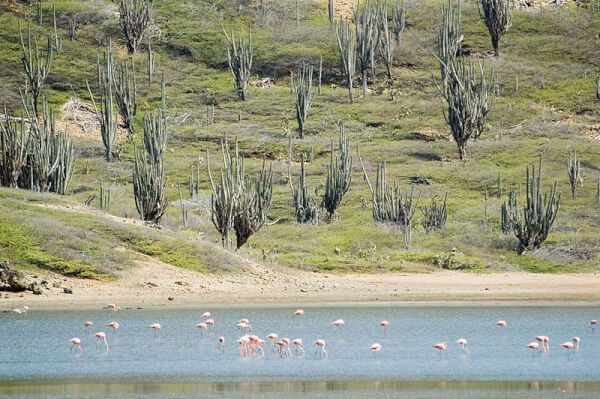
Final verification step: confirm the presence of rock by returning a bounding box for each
[63,287,73,294]
[32,286,42,295]
[168,297,174,301]
[1,262,29,292]
[52,282,61,288]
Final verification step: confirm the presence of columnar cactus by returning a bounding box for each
[567,150,582,199]
[335,17,357,103]
[290,155,320,224]
[0,108,28,188]
[19,23,53,117]
[223,26,253,101]
[503,157,561,255]
[133,146,168,223]
[480,0,512,57]
[142,109,167,165]
[354,0,379,98]
[378,0,395,84]
[114,60,137,136]
[420,193,448,232]
[437,59,493,160]
[391,0,406,43]
[322,126,352,221]
[119,0,153,54]
[294,63,315,138]
[438,1,462,92]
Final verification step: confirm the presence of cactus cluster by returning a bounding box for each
[223,26,253,101]
[503,157,561,255]
[354,0,379,98]
[19,24,53,117]
[335,17,357,103]
[421,193,448,233]
[322,126,352,221]
[0,108,28,188]
[289,155,320,224]
[119,0,153,54]
[567,150,582,199]
[294,63,315,138]
[207,136,273,249]
[480,0,512,57]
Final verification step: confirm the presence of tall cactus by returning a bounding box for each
[328,0,334,29]
[223,26,253,101]
[119,0,153,54]
[133,146,168,223]
[378,0,395,84]
[391,0,406,43]
[0,108,28,188]
[501,186,516,233]
[233,160,273,249]
[503,157,561,255]
[114,60,137,136]
[438,1,462,92]
[567,150,582,199]
[322,126,352,221]
[335,18,357,103]
[289,155,320,224]
[354,0,380,98]
[420,193,448,233]
[437,59,493,160]
[142,108,167,165]
[19,23,53,117]
[480,0,512,57]
[294,63,315,138]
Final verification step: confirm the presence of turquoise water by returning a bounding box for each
[1,305,599,398]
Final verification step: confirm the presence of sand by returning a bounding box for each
[3,255,599,310]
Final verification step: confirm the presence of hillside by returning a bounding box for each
[1,0,600,283]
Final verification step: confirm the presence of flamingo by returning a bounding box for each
[150,323,161,338]
[85,321,93,327]
[237,335,250,357]
[332,319,344,336]
[280,337,292,358]
[13,306,29,314]
[535,336,548,353]
[314,339,328,359]
[294,309,304,316]
[69,337,82,353]
[560,341,575,360]
[456,338,469,355]
[267,333,278,351]
[107,304,120,312]
[496,320,507,328]
[237,320,252,333]
[201,312,211,318]
[370,343,382,353]
[107,322,119,335]
[572,336,580,352]
[255,338,266,357]
[196,322,208,336]
[217,336,225,353]
[587,320,597,333]
[205,319,215,328]
[379,320,390,337]
[94,332,109,352]
[433,341,447,358]
[527,342,540,359]
[292,338,305,357]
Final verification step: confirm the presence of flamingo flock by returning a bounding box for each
[7,304,590,360]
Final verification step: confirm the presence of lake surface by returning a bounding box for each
[1,305,599,398]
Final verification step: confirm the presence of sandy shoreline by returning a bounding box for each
[2,258,600,310]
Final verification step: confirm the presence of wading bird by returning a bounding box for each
[572,336,580,352]
[314,339,328,359]
[527,342,540,358]
[85,321,93,327]
[201,312,211,318]
[456,338,469,355]
[196,322,208,336]
[107,322,119,335]
[217,336,225,353]
[379,320,390,337]
[294,309,304,316]
[370,343,381,353]
[433,341,447,358]
[69,337,82,353]
[292,339,305,357]
[94,332,109,352]
[587,320,597,333]
[560,341,575,359]
[150,323,161,338]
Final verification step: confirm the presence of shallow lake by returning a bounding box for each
[1,304,599,398]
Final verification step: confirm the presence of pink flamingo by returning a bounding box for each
[107,304,120,312]
[255,337,266,357]
[292,338,305,357]
[535,336,548,353]
[217,336,225,353]
[201,312,211,318]
[281,337,292,358]
[332,319,344,336]
[370,343,381,353]
[150,323,161,338]
[587,320,597,334]
[267,333,278,349]
[205,319,215,328]
[314,339,328,359]
[237,320,252,333]
[238,335,250,357]
[456,338,469,355]
[94,332,109,352]
[527,342,540,359]
[107,322,119,335]
[433,341,447,358]
[496,320,507,328]
[13,305,29,314]
[85,321,93,327]
[379,320,390,337]
[70,337,82,353]
[294,309,304,316]
[196,322,208,336]
[572,336,580,352]
[560,341,575,360]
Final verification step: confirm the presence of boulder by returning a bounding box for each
[0,261,29,292]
